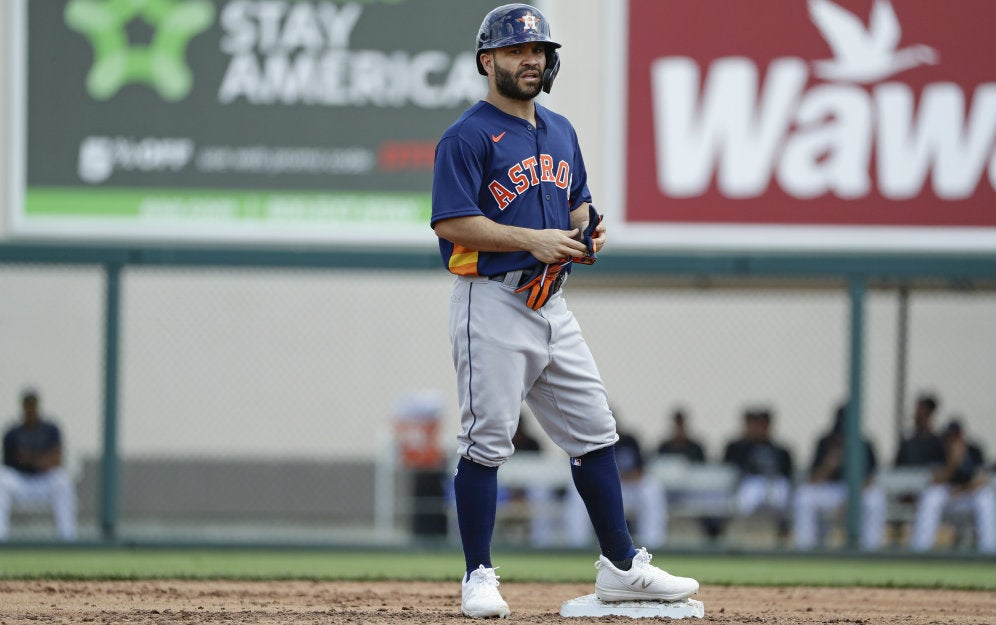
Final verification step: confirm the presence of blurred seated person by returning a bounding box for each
[656,407,726,541]
[505,414,560,546]
[910,419,995,554]
[565,418,667,549]
[792,404,885,551]
[0,389,77,541]
[656,408,706,462]
[894,394,946,468]
[888,393,948,542]
[723,408,794,523]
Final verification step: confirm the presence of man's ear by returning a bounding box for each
[479,51,493,75]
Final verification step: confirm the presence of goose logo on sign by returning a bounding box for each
[808,0,938,83]
[628,0,996,227]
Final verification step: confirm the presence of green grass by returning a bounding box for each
[0,548,993,590]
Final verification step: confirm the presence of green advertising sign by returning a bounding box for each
[17,0,492,241]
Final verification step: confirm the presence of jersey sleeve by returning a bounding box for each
[431,135,486,228]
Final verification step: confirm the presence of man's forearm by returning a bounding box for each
[435,214,588,265]
[434,215,536,253]
[570,202,591,230]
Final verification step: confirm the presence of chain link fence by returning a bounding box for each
[1,257,993,550]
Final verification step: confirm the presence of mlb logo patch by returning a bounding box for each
[571,457,581,467]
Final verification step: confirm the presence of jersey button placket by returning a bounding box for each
[529,122,553,226]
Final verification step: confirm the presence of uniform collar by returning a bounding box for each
[480,100,546,128]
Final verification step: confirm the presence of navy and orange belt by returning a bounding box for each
[486,205,602,300]
[488,268,535,288]
[490,263,569,310]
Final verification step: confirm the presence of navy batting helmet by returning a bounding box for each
[476,3,561,93]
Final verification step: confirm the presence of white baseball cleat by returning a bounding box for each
[461,565,511,619]
[595,548,699,603]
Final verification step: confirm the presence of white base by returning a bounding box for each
[560,594,704,619]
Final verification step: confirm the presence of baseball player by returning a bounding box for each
[723,409,794,527]
[431,4,698,618]
[792,404,886,551]
[0,388,77,541]
[910,419,995,554]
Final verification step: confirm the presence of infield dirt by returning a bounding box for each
[1,580,993,624]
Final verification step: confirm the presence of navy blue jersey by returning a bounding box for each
[894,432,946,467]
[431,100,591,277]
[615,432,645,475]
[723,438,794,479]
[810,433,877,482]
[3,421,62,474]
[946,443,985,486]
[657,438,707,463]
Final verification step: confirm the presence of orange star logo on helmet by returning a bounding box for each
[517,12,539,31]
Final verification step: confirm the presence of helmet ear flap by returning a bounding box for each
[542,49,560,94]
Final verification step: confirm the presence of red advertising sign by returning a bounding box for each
[626,0,996,227]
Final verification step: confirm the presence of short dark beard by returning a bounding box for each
[493,59,542,101]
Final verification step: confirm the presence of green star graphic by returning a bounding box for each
[65,0,215,101]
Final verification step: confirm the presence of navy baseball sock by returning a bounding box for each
[569,446,637,566]
[454,456,499,579]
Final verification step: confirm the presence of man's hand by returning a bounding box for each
[590,217,606,252]
[15,447,62,472]
[576,214,606,253]
[570,205,604,264]
[527,228,587,264]
[571,202,607,253]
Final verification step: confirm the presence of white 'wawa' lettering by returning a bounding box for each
[651,0,996,201]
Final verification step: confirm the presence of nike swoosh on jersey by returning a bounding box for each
[491,131,507,143]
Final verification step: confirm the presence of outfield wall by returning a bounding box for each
[1,1,994,546]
